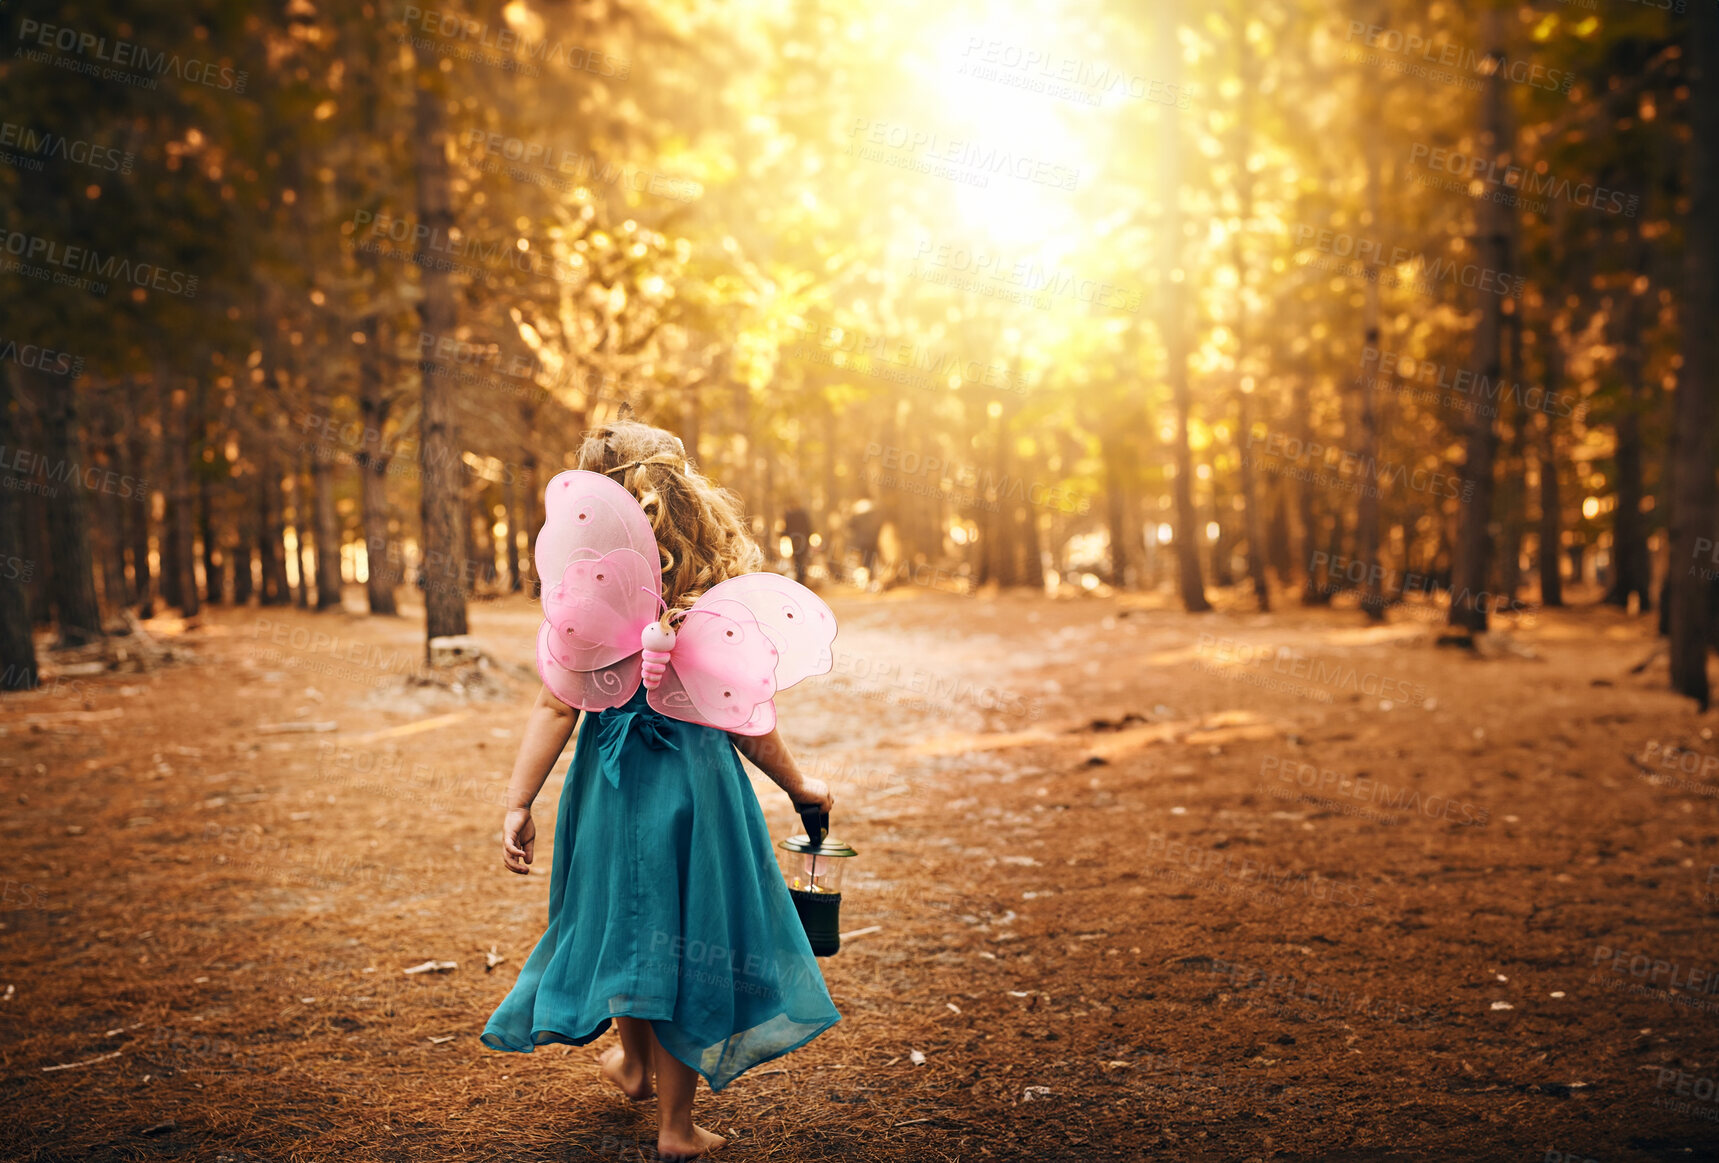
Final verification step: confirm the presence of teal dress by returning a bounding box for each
[480,688,840,1091]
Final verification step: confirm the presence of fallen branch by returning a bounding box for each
[403,960,457,975]
[255,721,339,735]
[42,1049,124,1072]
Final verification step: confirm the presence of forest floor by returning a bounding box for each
[3,582,1719,1162]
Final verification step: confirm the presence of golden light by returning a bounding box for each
[1156,522,1173,543]
[1205,521,1220,541]
[904,15,1100,252]
[1582,496,1600,519]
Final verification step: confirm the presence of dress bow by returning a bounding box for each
[592,707,681,789]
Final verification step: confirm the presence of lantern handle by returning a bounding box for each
[794,804,829,846]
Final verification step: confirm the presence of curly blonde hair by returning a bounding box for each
[575,416,762,612]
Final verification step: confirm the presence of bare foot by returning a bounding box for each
[656,1123,725,1160]
[599,1045,654,1101]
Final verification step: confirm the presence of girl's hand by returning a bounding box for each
[793,776,835,815]
[502,808,536,874]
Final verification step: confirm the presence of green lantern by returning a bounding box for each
[778,807,858,957]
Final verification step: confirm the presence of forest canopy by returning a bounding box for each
[1,0,1716,701]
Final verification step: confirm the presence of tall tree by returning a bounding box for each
[1354,32,1385,624]
[1232,4,1269,612]
[30,369,105,645]
[1448,4,1514,635]
[0,367,38,689]
[1669,0,1719,706]
[411,38,469,648]
[1158,0,1210,614]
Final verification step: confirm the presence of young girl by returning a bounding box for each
[481,418,839,1160]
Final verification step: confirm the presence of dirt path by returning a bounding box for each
[3,587,1718,1161]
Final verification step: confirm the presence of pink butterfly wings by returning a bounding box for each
[533,469,837,734]
[534,470,662,710]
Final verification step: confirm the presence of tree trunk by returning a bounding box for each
[23,471,51,626]
[168,385,199,616]
[1209,473,1235,588]
[258,444,291,606]
[980,408,1019,587]
[125,409,155,618]
[313,450,343,610]
[1496,398,1527,604]
[1266,487,1293,586]
[26,366,105,645]
[292,454,312,609]
[1103,433,1132,587]
[232,508,255,606]
[520,448,542,597]
[1152,0,1208,611]
[413,37,469,647]
[159,396,184,613]
[1537,401,1564,608]
[357,330,399,614]
[199,462,222,605]
[468,483,497,591]
[0,365,38,688]
[196,379,221,606]
[1605,280,1653,612]
[1296,375,1331,605]
[1448,4,1513,635]
[1669,0,1719,706]
[93,405,131,617]
[1231,11,1269,612]
[1355,79,1385,622]
[502,472,521,592]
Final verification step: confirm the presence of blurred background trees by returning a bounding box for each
[1,0,1714,699]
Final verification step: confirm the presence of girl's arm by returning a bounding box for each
[730,726,835,813]
[500,684,581,874]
